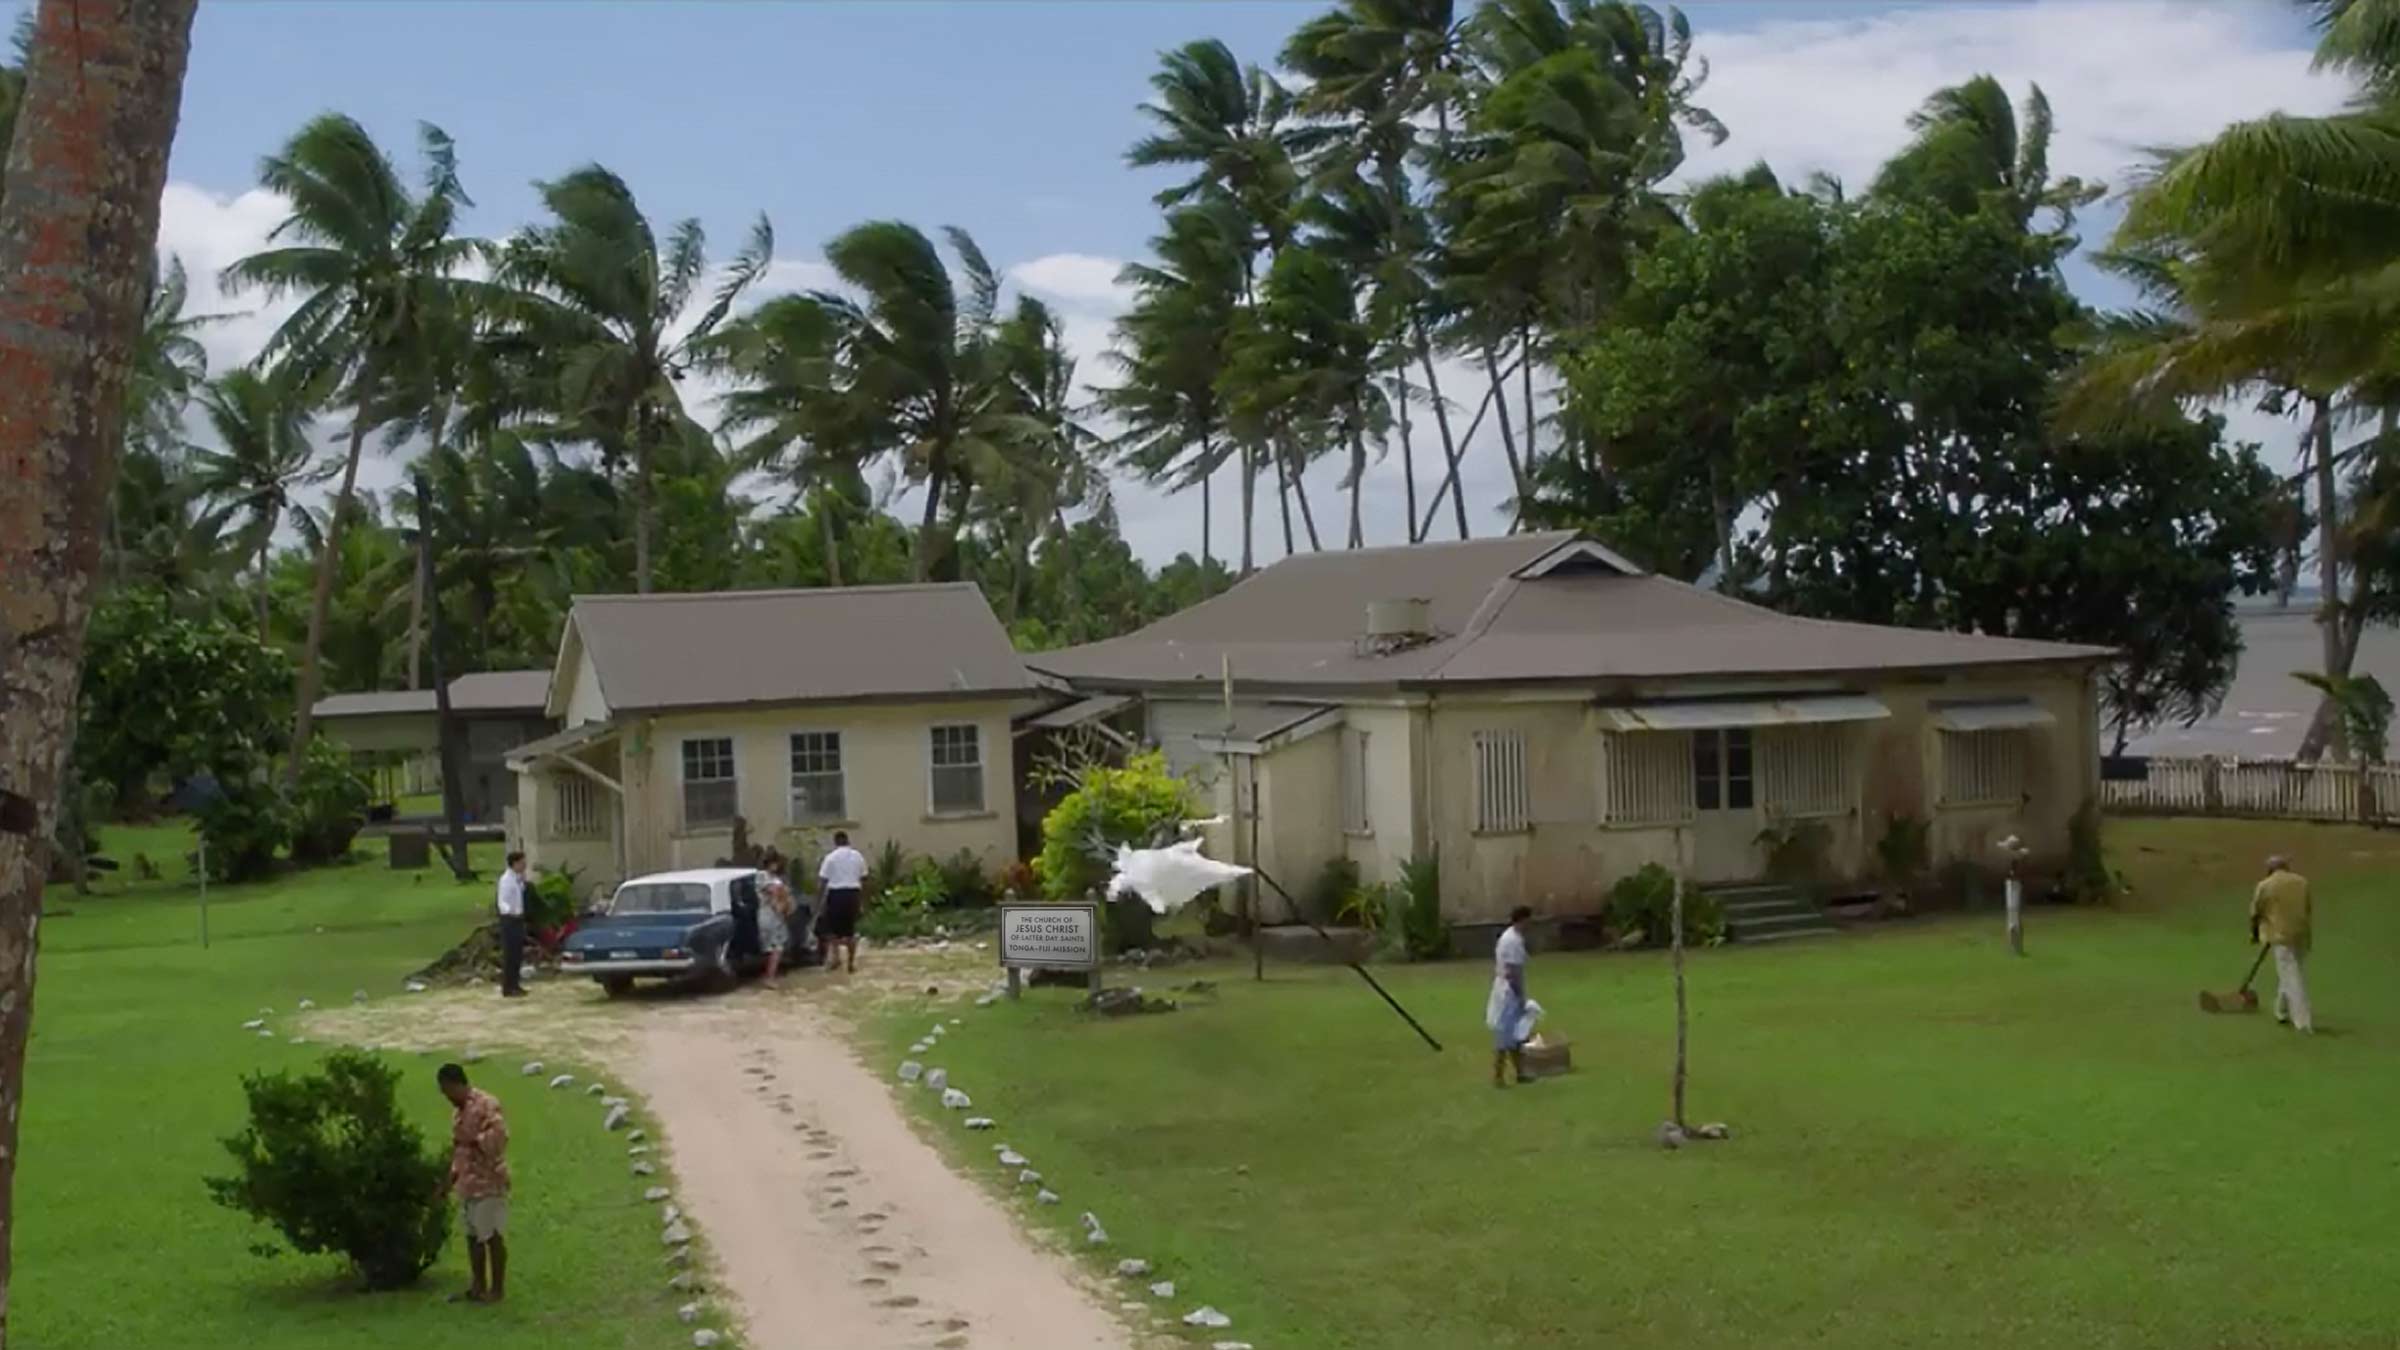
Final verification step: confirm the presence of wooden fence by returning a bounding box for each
[2102,756,2400,824]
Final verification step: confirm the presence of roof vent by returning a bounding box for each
[1360,597,1434,656]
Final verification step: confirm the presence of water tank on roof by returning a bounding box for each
[1364,597,1431,642]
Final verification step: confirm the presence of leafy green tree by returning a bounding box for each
[704,293,875,586]
[496,165,771,593]
[75,588,291,815]
[221,115,478,780]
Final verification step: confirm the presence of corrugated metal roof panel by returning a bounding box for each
[1930,700,2057,732]
[1593,694,1892,732]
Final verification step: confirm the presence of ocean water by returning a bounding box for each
[2124,608,2400,758]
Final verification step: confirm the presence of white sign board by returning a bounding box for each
[998,902,1100,971]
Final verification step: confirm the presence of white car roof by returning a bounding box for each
[617,868,755,889]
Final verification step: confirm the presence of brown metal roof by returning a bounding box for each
[312,689,437,719]
[447,669,552,713]
[1029,534,2110,691]
[569,583,1036,713]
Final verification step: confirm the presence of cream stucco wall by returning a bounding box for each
[1340,703,1425,885]
[622,699,1022,876]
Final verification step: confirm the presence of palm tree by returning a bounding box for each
[1872,76,2100,229]
[702,292,878,587]
[495,165,772,593]
[976,296,1107,619]
[221,114,478,777]
[1224,243,1384,551]
[1100,201,1247,569]
[188,367,328,639]
[2075,6,2400,759]
[805,220,1022,581]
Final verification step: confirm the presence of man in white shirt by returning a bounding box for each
[495,851,529,999]
[816,831,868,974]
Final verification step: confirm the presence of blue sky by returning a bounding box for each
[150,1,2347,562]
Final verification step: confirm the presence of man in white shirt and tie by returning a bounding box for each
[496,851,529,998]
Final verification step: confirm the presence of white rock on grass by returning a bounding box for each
[351,989,368,1004]
[1116,1258,1151,1277]
[463,1047,484,1064]
[908,1041,932,1054]
[631,1161,656,1176]
[662,1221,692,1246]
[1184,1307,1233,1329]
[296,998,316,1010]
[289,1037,309,1046]
[940,1088,971,1110]
[963,1117,995,1131]
[629,1144,653,1156]
[240,1019,265,1031]
[585,1082,605,1097]
[1149,1281,1176,1299]
[644,1186,672,1202]
[1087,1227,1109,1246]
[1018,1169,1042,1186]
[603,1105,631,1131]
[1035,1189,1059,1205]
[678,1302,701,1324]
[549,1073,575,1090]
[257,1030,276,1039]
[664,1246,692,1267]
[974,992,1001,1007]
[628,1129,646,1142]
[668,1272,699,1292]
[601,1095,627,1110]
[897,1061,924,1083]
[403,980,428,993]
[1213,1342,1257,1350]
[521,1061,545,1076]
[924,1068,948,1093]
[662,1204,682,1227]
[691,1331,722,1349]
[997,1149,1028,1168]
[949,1018,963,1027]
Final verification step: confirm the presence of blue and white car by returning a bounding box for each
[562,867,811,996]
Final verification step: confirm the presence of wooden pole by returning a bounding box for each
[416,474,474,880]
[1672,864,1688,1129]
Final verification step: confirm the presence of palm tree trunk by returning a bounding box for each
[1413,318,1468,541]
[1518,325,1538,495]
[1291,450,1324,552]
[288,394,375,788]
[1240,442,1257,575]
[2299,398,2350,763]
[255,538,273,644]
[405,535,424,689]
[818,490,844,589]
[1348,424,1367,549]
[0,4,201,1316]
[1481,345,1528,508]
[1417,371,1507,541]
[1393,374,1418,543]
[1275,448,1296,556]
[913,446,948,583]
[1200,447,1214,573]
[633,435,656,594]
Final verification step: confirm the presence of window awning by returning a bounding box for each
[1018,693,1135,733]
[1193,703,1343,757]
[503,718,622,772]
[1930,700,2055,732]
[1592,693,1891,733]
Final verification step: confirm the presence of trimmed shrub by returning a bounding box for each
[1398,852,1447,960]
[1603,863,1724,946]
[205,1050,451,1290]
[195,778,292,883]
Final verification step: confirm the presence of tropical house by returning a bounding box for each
[505,584,1038,895]
[311,669,553,819]
[1026,533,2109,925]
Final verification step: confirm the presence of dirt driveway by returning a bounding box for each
[303,951,1135,1350]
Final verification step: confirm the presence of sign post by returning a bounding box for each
[997,897,1101,996]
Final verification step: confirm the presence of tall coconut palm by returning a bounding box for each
[221,114,478,777]
[976,296,1106,620]
[702,292,879,587]
[1100,201,1247,569]
[807,220,1023,581]
[496,165,771,593]
[188,367,329,639]
[1226,243,1387,549]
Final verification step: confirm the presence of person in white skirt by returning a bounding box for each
[1485,906,1538,1087]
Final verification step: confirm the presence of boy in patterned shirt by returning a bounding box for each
[438,1063,512,1303]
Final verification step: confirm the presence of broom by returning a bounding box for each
[2198,946,2270,1014]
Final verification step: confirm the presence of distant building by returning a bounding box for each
[1029,532,2109,924]
[311,669,553,820]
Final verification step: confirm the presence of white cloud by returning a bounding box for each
[1682,0,2353,195]
[1009,252,1132,309]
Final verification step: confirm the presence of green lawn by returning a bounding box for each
[875,819,2400,1350]
[18,823,703,1350]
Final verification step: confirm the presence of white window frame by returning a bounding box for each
[677,733,740,833]
[1472,730,1531,835]
[927,722,988,817]
[786,729,849,826]
[1597,730,1694,828]
[1940,729,2026,808]
[1340,726,1373,835]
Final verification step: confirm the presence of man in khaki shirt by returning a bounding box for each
[2250,856,2314,1034]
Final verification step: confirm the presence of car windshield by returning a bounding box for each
[610,882,712,916]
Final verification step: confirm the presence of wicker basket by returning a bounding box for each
[1520,1037,1572,1078]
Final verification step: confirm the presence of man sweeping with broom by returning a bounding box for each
[2251,855,2315,1035]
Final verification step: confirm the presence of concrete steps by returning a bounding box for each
[1706,884,1841,943]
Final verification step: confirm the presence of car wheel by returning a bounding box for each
[705,945,738,993]
[601,976,634,999]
